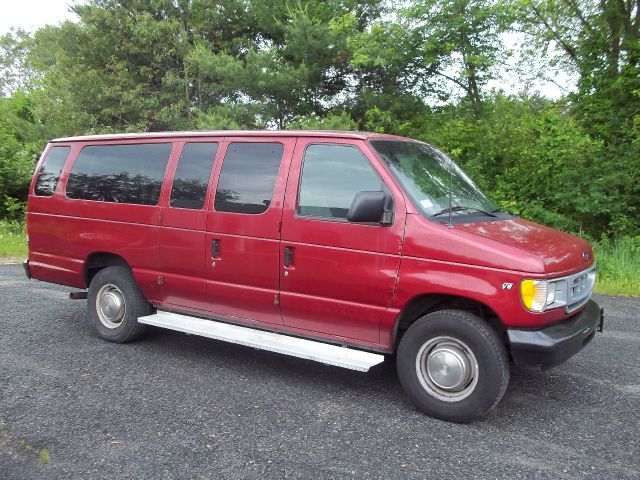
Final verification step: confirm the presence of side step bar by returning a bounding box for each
[138,311,385,372]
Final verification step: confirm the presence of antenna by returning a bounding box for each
[447,163,454,228]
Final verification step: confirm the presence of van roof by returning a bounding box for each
[50,130,408,143]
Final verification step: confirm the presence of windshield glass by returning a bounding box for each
[370,140,499,218]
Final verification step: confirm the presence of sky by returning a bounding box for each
[0,0,574,98]
[0,0,79,34]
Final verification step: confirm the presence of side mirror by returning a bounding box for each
[347,191,389,224]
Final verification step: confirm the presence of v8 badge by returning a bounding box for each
[502,283,514,290]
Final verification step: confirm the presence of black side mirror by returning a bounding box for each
[347,191,389,224]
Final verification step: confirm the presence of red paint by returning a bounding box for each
[278,138,406,343]
[203,137,295,325]
[26,131,596,352]
[156,140,212,312]
[454,218,593,275]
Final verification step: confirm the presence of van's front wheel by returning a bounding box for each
[88,266,152,343]
[397,310,509,423]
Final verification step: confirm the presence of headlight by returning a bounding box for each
[520,279,567,312]
[520,280,547,312]
[545,286,555,305]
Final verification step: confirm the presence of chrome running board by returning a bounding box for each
[138,310,385,372]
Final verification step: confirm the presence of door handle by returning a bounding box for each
[211,239,220,258]
[284,246,293,268]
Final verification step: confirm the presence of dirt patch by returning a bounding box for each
[0,257,21,265]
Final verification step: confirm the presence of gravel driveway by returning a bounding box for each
[1,264,639,479]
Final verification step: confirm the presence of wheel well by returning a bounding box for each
[393,294,507,348]
[84,252,130,288]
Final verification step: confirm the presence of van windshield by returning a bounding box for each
[369,140,499,219]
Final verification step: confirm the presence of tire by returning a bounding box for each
[87,266,152,343]
[396,309,509,423]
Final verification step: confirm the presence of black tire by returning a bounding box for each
[87,266,152,343]
[396,309,509,423]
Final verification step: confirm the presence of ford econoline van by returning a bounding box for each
[24,130,603,422]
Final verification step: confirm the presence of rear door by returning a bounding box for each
[279,138,406,345]
[205,137,294,325]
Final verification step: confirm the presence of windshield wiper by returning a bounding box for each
[431,205,498,218]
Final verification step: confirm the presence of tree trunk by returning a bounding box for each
[603,0,623,78]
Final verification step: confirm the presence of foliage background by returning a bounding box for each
[0,0,638,244]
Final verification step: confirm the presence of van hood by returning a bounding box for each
[455,218,593,275]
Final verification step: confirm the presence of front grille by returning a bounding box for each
[566,267,595,313]
[571,273,588,296]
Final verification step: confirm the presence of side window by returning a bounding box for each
[214,142,284,214]
[34,146,71,197]
[66,143,172,205]
[298,144,383,219]
[170,142,218,210]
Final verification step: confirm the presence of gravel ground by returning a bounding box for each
[1,263,639,479]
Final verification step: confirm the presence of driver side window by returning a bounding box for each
[297,144,384,219]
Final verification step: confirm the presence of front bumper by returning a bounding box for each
[508,299,603,369]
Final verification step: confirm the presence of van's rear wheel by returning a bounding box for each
[88,266,151,343]
[397,309,509,423]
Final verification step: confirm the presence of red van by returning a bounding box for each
[24,131,603,422]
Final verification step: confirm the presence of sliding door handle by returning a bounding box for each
[211,239,220,258]
[284,246,293,268]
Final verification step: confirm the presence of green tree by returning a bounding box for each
[0,0,636,239]
[518,0,640,235]
[0,30,34,96]
[0,93,42,220]
[25,0,263,132]
[348,0,513,118]
[187,0,383,127]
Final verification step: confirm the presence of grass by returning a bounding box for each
[0,220,27,259]
[592,236,640,297]
[1,220,637,296]
[1,421,52,466]
[39,448,51,464]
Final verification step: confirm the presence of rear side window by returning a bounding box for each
[298,144,383,219]
[66,143,172,205]
[170,142,218,209]
[34,146,71,196]
[214,142,284,214]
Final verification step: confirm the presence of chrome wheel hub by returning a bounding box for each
[416,336,478,402]
[96,284,126,329]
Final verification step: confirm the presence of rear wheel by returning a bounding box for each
[396,309,509,423]
[88,266,152,343]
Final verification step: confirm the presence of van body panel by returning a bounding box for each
[402,214,547,274]
[396,214,595,329]
[156,140,219,311]
[390,256,541,334]
[27,212,162,297]
[27,247,85,288]
[27,138,176,302]
[204,233,282,324]
[156,222,209,310]
[278,138,407,344]
[50,130,408,144]
[455,218,593,275]
[203,137,295,325]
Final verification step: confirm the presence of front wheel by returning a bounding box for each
[396,309,509,423]
[88,266,152,343]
